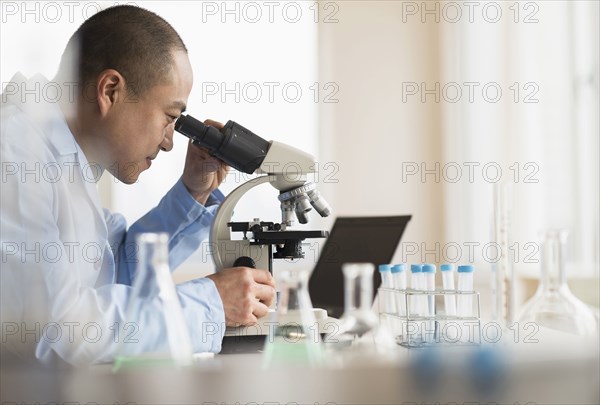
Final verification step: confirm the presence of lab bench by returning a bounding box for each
[2,334,598,405]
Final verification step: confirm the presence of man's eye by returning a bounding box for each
[167,115,178,124]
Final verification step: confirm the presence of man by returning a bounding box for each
[0,5,275,366]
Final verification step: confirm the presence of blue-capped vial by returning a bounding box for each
[421,264,436,327]
[458,264,474,273]
[391,264,407,290]
[440,264,454,272]
[378,264,392,272]
[410,264,424,291]
[422,264,436,273]
[391,264,405,273]
[440,264,456,316]
[457,265,475,317]
[410,264,423,273]
[379,264,393,288]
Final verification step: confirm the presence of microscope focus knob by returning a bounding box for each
[233,256,256,269]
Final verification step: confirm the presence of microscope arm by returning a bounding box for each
[210,175,271,270]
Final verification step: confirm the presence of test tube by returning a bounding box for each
[457,265,474,317]
[409,264,424,344]
[378,264,393,288]
[391,264,407,316]
[421,264,436,343]
[440,264,456,316]
[409,264,423,316]
[378,264,395,315]
[422,264,436,316]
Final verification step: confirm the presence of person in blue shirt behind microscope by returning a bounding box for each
[0,5,275,366]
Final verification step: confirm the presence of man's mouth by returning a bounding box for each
[146,153,159,167]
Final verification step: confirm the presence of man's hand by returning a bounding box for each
[207,267,276,326]
[181,119,230,205]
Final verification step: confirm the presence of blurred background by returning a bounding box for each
[2,0,598,314]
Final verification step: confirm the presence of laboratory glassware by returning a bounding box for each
[409,264,424,316]
[263,268,323,368]
[518,230,598,336]
[378,264,396,315]
[491,182,515,327]
[335,263,379,342]
[391,264,407,316]
[440,264,457,316]
[422,264,437,343]
[422,264,436,317]
[114,233,193,371]
[457,265,475,317]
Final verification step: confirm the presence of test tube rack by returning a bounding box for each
[378,287,482,348]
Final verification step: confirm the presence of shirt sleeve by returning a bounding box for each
[114,178,224,285]
[109,178,227,355]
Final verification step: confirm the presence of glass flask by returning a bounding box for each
[330,263,380,347]
[113,233,193,371]
[263,268,323,368]
[518,230,598,336]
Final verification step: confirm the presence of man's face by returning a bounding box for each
[101,51,193,184]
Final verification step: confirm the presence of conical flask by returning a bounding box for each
[329,263,380,347]
[263,268,323,368]
[113,233,193,371]
[518,230,598,336]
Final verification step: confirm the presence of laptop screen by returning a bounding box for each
[308,216,411,318]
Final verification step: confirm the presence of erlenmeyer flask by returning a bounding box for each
[333,263,379,346]
[113,233,193,371]
[263,268,322,368]
[518,230,598,336]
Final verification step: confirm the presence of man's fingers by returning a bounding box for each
[187,141,222,171]
[204,118,225,130]
[251,268,275,287]
[254,283,276,307]
[252,300,270,320]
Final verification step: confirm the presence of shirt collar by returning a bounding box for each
[2,72,79,157]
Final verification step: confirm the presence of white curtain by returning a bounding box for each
[441,0,599,278]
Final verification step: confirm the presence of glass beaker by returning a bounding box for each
[518,230,598,336]
[263,268,323,368]
[113,233,193,371]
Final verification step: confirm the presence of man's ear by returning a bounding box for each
[96,69,126,117]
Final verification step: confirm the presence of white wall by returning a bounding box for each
[317,1,444,264]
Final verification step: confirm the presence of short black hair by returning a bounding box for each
[59,5,187,96]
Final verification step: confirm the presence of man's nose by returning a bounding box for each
[160,128,174,152]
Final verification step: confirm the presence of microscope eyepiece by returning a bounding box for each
[175,114,271,174]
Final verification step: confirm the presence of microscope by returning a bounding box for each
[175,115,332,340]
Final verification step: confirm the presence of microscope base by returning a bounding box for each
[220,308,333,354]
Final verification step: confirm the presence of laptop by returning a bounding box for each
[308,216,412,318]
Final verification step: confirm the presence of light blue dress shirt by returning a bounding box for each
[1,73,226,366]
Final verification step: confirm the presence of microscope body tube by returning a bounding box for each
[175,114,271,174]
[440,264,457,316]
